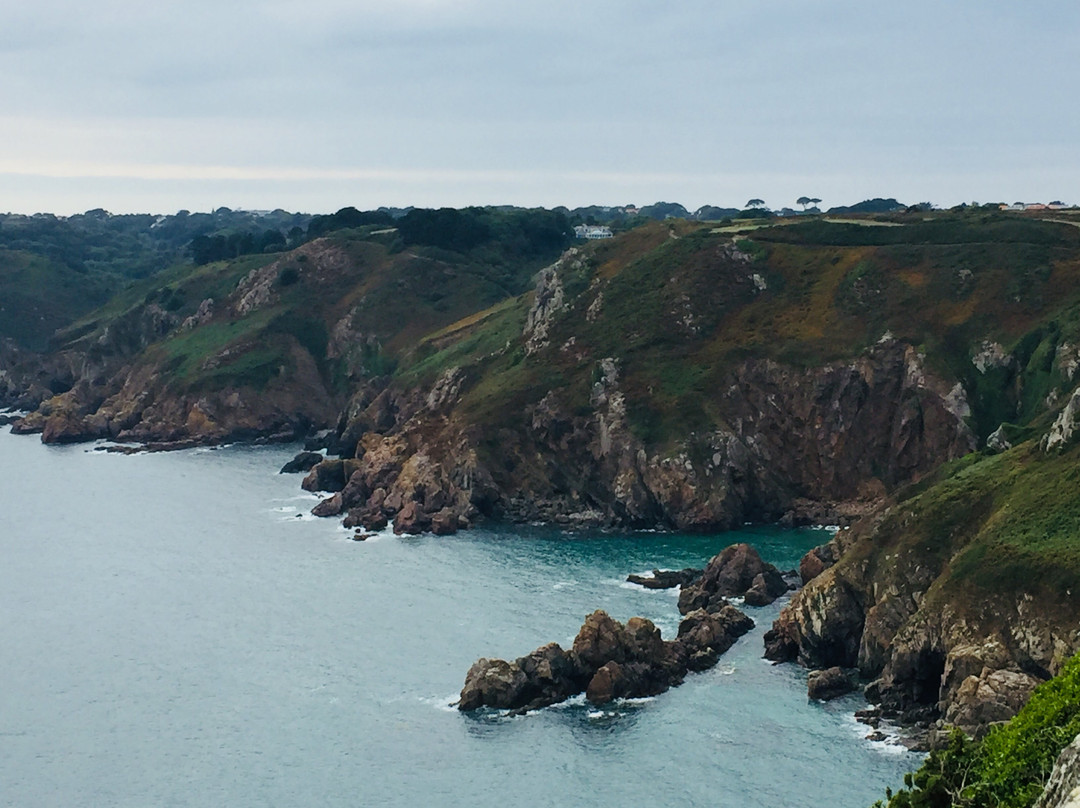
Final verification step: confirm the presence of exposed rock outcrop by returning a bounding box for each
[313,338,975,535]
[459,607,753,712]
[280,451,324,474]
[807,666,857,701]
[1037,733,1080,808]
[678,543,788,612]
[765,508,1076,737]
[1044,386,1080,452]
[627,568,702,590]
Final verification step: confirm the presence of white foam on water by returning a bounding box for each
[419,694,461,714]
[842,711,915,757]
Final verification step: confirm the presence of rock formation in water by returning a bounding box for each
[459,606,753,712]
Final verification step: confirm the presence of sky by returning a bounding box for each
[1,1,1077,215]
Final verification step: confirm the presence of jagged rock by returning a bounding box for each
[393,500,431,535]
[523,258,568,355]
[572,610,633,669]
[311,492,344,517]
[799,543,839,585]
[1036,733,1080,808]
[585,661,626,704]
[807,667,856,701]
[458,658,529,711]
[344,505,388,531]
[515,643,584,708]
[429,508,459,535]
[626,568,702,589]
[304,429,335,451]
[301,458,348,493]
[41,410,105,444]
[1044,387,1080,452]
[744,572,786,606]
[986,424,1013,454]
[763,618,800,663]
[280,451,324,474]
[944,667,1042,737]
[459,607,753,712]
[765,569,864,669]
[676,606,755,671]
[679,543,787,613]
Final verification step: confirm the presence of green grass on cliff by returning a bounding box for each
[847,436,1080,615]
[375,212,1080,458]
[0,249,116,350]
[878,652,1080,808]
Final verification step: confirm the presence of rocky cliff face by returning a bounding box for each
[1037,733,1080,808]
[306,328,975,536]
[764,447,1080,740]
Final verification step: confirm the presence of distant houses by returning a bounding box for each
[1000,202,1071,212]
[574,225,613,239]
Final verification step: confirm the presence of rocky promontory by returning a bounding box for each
[459,542,797,712]
[763,433,1080,742]
[459,606,754,712]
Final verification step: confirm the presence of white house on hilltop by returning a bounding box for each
[574,225,613,239]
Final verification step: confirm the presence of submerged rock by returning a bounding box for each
[626,568,701,589]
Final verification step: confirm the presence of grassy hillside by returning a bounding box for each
[388,211,1080,456]
[44,210,571,398]
[878,651,1080,807]
[0,249,116,351]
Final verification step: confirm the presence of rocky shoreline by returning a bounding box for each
[763,517,1080,750]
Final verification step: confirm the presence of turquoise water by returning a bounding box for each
[0,428,919,807]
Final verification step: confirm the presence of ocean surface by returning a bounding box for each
[0,427,920,807]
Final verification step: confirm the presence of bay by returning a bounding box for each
[0,428,918,807]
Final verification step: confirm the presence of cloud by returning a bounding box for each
[1,1,1078,213]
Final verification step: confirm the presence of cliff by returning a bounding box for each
[8,208,1080,744]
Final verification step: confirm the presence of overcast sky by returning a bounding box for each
[1,1,1076,215]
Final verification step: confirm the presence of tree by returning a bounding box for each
[747,198,765,208]
[796,196,811,210]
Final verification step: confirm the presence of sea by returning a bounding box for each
[0,427,920,807]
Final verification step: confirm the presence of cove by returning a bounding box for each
[0,429,918,807]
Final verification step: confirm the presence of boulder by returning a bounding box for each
[807,667,856,701]
[430,507,459,535]
[393,500,431,535]
[944,667,1042,738]
[679,543,787,613]
[311,492,344,518]
[301,458,348,493]
[458,658,529,711]
[279,451,324,474]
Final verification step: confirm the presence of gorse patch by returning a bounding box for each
[877,653,1080,808]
